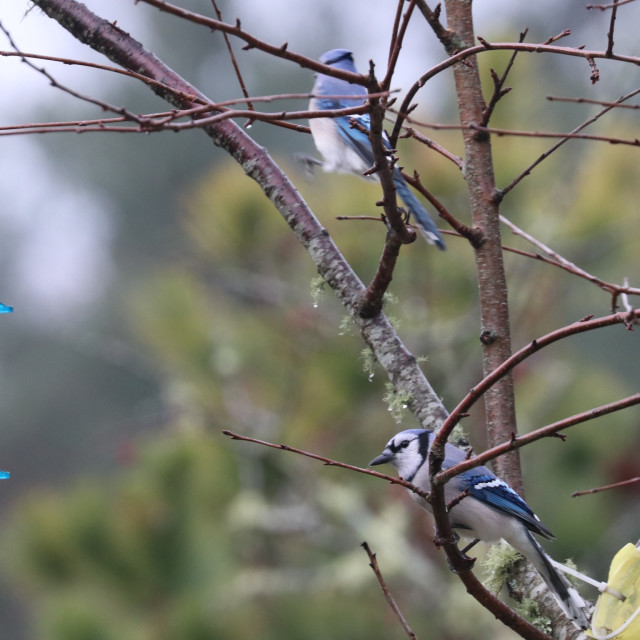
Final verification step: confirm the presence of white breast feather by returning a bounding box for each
[309,116,372,176]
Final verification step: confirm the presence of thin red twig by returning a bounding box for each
[572,476,640,497]
[137,0,366,84]
[481,28,528,126]
[500,215,640,299]
[586,0,636,8]
[382,0,418,92]
[220,430,430,501]
[390,37,640,144]
[606,0,619,56]
[210,0,255,125]
[501,86,640,196]
[547,94,640,109]
[361,542,418,640]
[437,392,640,484]
[0,47,201,102]
[399,126,464,169]
[432,309,640,456]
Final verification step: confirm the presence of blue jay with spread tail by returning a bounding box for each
[307,48,445,249]
[370,428,590,629]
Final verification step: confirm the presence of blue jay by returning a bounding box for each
[370,428,590,629]
[308,49,445,249]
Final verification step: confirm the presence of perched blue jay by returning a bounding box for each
[370,429,590,629]
[308,49,445,249]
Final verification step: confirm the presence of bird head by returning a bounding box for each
[318,48,356,70]
[369,429,431,482]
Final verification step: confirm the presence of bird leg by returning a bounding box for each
[434,530,479,573]
[460,537,481,556]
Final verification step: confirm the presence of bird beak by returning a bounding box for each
[369,451,394,467]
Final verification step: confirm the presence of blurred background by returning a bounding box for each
[0,1,638,637]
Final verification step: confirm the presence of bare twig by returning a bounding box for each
[137,0,366,84]
[501,86,640,197]
[0,47,201,102]
[0,90,399,138]
[353,64,420,317]
[210,0,254,125]
[572,476,640,497]
[437,392,640,484]
[500,215,640,300]
[10,110,640,148]
[0,102,375,137]
[387,0,405,69]
[415,0,453,49]
[361,542,418,640]
[383,0,418,92]
[433,309,640,455]
[0,22,150,125]
[547,94,640,109]
[221,430,430,501]
[387,109,640,147]
[333,211,640,304]
[472,123,640,147]
[606,0,619,56]
[541,29,573,46]
[481,28,528,126]
[391,38,640,145]
[586,0,636,9]
[399,126,464,169]
[334,213,639,302]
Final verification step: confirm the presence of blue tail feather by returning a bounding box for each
[393,174,445,250]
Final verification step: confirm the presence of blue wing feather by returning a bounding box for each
[334,114,375,166]
[466,472,555,539]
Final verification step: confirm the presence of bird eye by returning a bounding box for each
[400,440,410,449]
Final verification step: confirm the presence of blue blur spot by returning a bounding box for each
[0,471,9,479]
[0,303,13,313]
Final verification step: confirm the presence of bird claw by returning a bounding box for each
[447,553,477,574]
[433,530,460,549]
[434,532,478,573]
